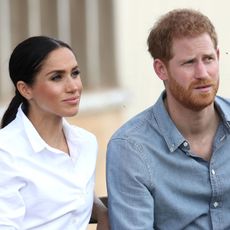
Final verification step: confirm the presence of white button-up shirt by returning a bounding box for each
[0,107,98,230]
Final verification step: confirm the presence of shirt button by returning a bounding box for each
[213,202,219,208]
[211,169,216,175]
[220,135,225,142]
[183,141,188,147]
[72,217,77,224]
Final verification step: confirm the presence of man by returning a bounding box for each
[106,9,230,229]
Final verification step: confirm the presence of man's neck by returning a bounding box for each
[164,98,220,161]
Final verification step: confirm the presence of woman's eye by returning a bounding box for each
[50,74,62,81]
[72,70,80,78]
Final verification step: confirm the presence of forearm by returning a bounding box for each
[92,194,109,230]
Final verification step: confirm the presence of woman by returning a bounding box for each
[0,36,108,229]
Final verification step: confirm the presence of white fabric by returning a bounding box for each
[0,107,98,230]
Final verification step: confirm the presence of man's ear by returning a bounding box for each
[153,59,168,81]
[16,81,33,100]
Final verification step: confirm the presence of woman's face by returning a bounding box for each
[25,47,83,119]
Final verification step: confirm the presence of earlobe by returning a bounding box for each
[16,81,32,100]
[153,59,168,81]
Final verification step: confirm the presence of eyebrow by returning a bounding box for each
[46,65,79,76]
[179,52,216,63]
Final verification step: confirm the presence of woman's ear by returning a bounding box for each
[153,59,168,81]
[16,81,32,100]
[216,48,220,60]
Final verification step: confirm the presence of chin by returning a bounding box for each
[62,109,79,117]
[72,109,79,116]
[67,112,78,117]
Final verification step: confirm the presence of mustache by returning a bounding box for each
[189,79,217,89]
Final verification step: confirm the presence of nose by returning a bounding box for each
[195,61,208,79]
[65,76,82,92]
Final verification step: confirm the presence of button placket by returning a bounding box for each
[209,163,222,211]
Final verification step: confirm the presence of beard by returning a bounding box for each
[167,76,219,111]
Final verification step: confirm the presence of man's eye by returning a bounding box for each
[205,56,214,62]
[184,60,194,65]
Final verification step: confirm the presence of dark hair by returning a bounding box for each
[1,36,72,128]
[147,9,218,62]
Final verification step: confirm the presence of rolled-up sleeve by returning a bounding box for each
[0,150,25,229]
[106,138,154,230]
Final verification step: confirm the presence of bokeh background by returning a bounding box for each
[1,1,230,229]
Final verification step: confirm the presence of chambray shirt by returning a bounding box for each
[0,106,97,230]
[107,92,230,230]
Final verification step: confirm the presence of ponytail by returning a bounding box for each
[1,91,27,128]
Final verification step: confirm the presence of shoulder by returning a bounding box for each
[0,106,28,146]
[0,119,24,148]
[0,122,24,164]
[110,105,156,141]
[215,96,230,121]
[108,106,158,158]
[110,92,167,141]
[215,95,230,108]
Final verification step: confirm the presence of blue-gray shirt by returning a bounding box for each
[106,92,230,230]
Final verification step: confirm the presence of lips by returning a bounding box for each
[63,96,80,104]
[195,84,212,89]
[192,84,215,94]
[191,80,215,91]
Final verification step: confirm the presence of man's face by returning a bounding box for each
[165,33,219,111]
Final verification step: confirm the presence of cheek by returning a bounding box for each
[168,69,186,85]
[212,65,219,77]
[77,78,83,91]
[33,84,61,101]
[207,62,219,75]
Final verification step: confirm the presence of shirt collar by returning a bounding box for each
[17,106,88,155]
[17,106,50,153]
[152,91,185,153]
[62,118,93,159]
[152,92,230,153]
[214,96,230,131]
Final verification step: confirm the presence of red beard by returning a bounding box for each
[168,77,219,111]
